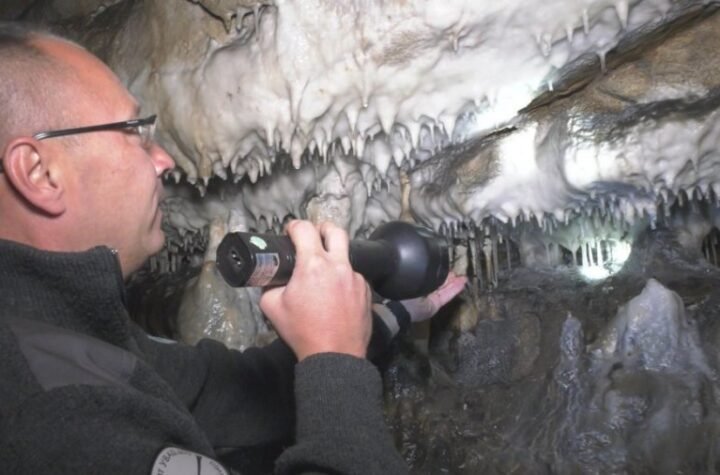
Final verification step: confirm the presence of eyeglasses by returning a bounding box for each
[0,115,157,174]
[33,114,157,146]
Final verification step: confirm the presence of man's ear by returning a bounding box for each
[2,138,66,216]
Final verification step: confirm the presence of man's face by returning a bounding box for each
[39,39,175,277]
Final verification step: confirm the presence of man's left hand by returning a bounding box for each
[399,272,467,323]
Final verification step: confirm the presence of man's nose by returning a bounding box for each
[151,145,175,176]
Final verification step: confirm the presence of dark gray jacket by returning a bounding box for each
[0,239,408,474]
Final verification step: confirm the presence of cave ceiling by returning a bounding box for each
[4,0,719,258]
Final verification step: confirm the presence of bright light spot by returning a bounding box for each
[564,141,622,189]
[613,241,632,263]
[579,240,632,281]
[499,124,538,180]
[580,265,610,280]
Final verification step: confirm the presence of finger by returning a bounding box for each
[437,271,456,288]
[319,221,350,260]
[286,220,324,260]
[437,272,464,290]
[429,274,467,307]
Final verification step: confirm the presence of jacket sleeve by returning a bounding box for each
[131,305,411,474]
[1,312,408,474]
[132,295,412,445]
[275,353,409,475]
[132,326,298,449]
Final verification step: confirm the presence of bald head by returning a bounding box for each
[0,23,174,276]
[0,22,79,153]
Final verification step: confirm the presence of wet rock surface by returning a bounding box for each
[384,227,720,474]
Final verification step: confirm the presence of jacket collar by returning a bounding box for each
[0,239,133,345]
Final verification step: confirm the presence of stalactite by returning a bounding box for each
[506,238,512,271]
[449,236,456,266]
[483,238,492,287]
[491,235,499,286]
[473,236,484,291]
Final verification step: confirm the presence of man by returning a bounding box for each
[0,22,466,474]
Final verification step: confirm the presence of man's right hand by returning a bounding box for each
[259,220,372,361]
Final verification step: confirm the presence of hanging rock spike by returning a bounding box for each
[615,1,629,29]
[340,136,351,155]
[565,24,575,44]
[378,105,396,136]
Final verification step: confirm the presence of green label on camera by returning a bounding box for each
[250,236,267,250]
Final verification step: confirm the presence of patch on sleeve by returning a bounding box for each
[151,447,229,475]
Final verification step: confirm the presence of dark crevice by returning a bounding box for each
[603,87,720,136]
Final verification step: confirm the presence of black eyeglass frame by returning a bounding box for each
[33,114,157,141]
[0,114,157,174]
